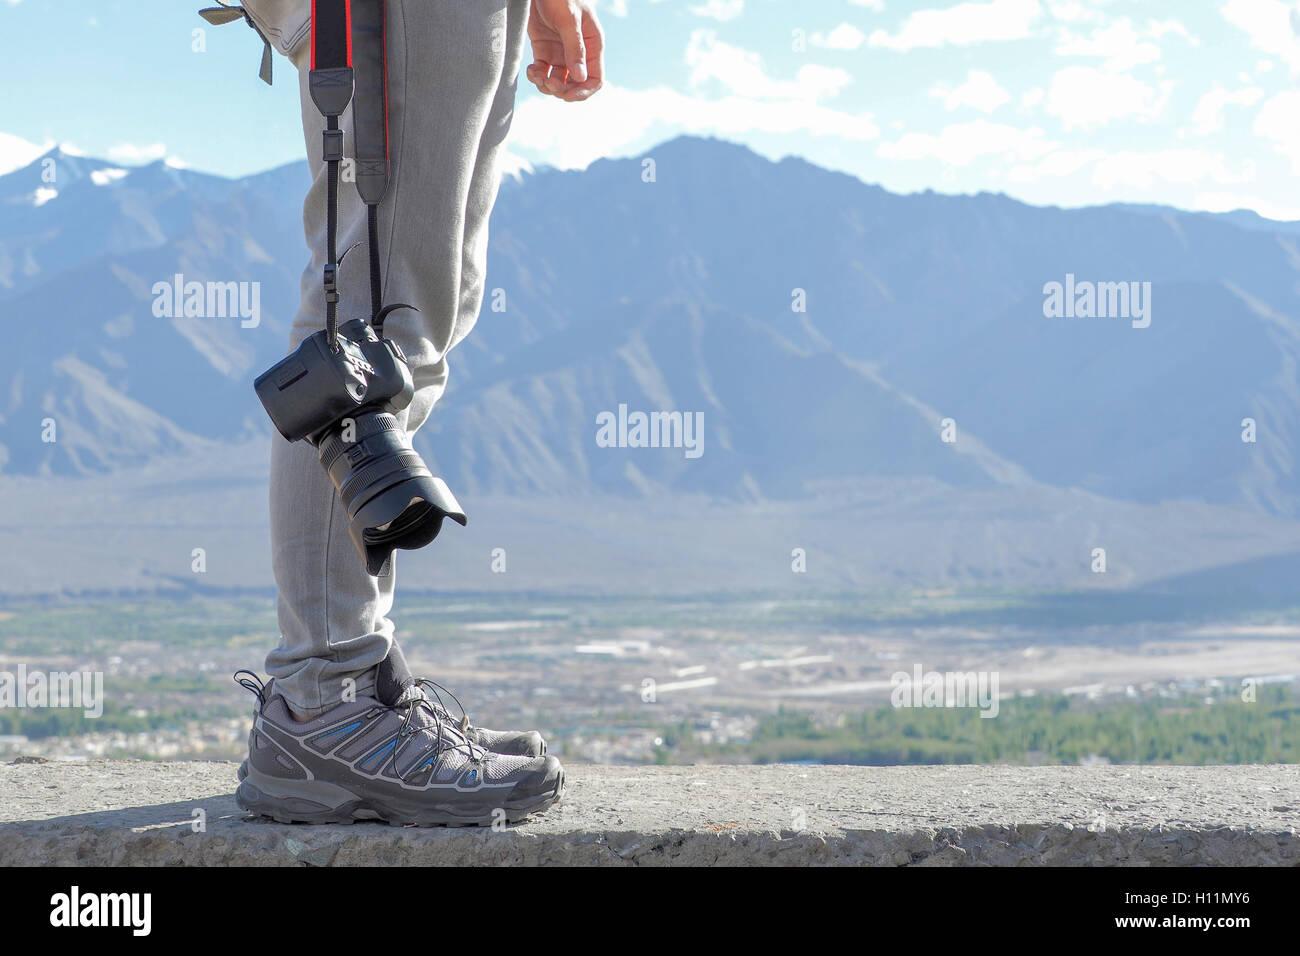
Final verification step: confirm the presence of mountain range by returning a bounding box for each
[2,135,1299,597]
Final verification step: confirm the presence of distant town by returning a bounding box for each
[0,593,1296,765]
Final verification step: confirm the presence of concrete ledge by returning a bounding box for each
[1,762,1296,866]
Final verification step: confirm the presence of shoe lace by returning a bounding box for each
[413,677,473,735]
[233,669,267,709]
[393,680,485,782]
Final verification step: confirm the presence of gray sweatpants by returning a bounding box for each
[242,0,530,716]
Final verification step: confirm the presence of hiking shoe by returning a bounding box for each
[234,692,544,780]
[233,683,545,783]
[233,672,564,826]
[235,640,547,786]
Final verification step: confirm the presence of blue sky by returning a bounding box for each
[2,0,1299,218]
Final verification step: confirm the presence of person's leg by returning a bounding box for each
[254,0,530,717]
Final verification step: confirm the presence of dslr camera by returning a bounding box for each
[254,317,466,576]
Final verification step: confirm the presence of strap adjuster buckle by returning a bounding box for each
[323,262,339,304]
[322,128,345,163]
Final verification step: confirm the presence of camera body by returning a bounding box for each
[254,318,413,444]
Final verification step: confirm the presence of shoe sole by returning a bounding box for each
[236,765,565,827]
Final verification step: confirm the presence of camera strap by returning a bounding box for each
[350,0,392,328]
[206,0,400,347]
[309,0,393,348]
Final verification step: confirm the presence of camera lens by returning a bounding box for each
[316,410,467,575]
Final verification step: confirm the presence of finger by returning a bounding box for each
[525,61,552,93]
[527,59,565,96]
[557,3,587,83]
[567,9,604,98]
[544,62,570,94]
[584,8,605,77]
[561,74,601,101]
[559,69,602,100]
[571,57,602,96]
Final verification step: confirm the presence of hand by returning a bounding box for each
[525,0,604,102]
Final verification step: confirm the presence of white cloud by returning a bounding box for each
[598,0,629,17]
[1048,1,1102,23]
[688,0,743,22]
[688,30,851,101]
[1006,147,1107,182]
[1146,18,1199,45]
[1253,89,1300,171]
[1220,0,1300,68]
[106,142,167,164]
[507,26,876,170]
[930,70,1011,112]
[1009,146,1254,194]
[1090,149,1251,189]
[1054,19,1161,73]
[811,23,867,51]
[90,168,128,186]
[1045,66,1170,130]
[1195,190,1300,221]
[1190,86,1264,135]
[877,119,1058,166]
[848,0,885,10]
[509,84,878,169]
[868,0,1041,51]
[0,131,48,175]
[498,149,534,181]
